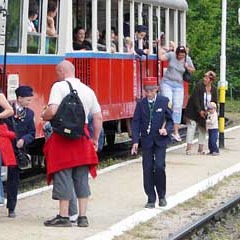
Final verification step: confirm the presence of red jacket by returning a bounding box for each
[0,123,17,166]
[43,126,99,184]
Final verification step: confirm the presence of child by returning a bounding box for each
[206,102,219,156]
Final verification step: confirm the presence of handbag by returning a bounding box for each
[183,56,191,82]
[15,148,30,169]
[183,68,191,82]
[11,116,30,169]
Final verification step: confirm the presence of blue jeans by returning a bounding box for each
[160,80,184,124]
[208,129,219,153]
[0,154,4,203]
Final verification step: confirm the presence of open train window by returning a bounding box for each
[27,0,41,54]
[6,0,22,53]
[6,0,59,54]
[45,0,59,54]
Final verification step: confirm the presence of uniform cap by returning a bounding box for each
[135,25,148,33]
[15,86,33,97]
[143,77,158,90]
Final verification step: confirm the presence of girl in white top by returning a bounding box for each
[206,102,219,155]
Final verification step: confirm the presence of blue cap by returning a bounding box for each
[15,86,33,97]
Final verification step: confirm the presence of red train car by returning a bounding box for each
[0,0,189,154]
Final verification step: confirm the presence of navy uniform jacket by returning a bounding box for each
[134,38,148,56]
[5,104,35,147]
[131,94,173,148]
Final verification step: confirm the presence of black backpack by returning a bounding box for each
[51,81,86,139]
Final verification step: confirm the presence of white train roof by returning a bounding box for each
[134,0,188,11]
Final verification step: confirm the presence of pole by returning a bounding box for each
[218,0,228,148]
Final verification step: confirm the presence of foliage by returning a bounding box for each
[187,0,240,97]
[187,0,221,81]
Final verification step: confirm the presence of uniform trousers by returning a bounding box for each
[6,166,20,211]
[142,144,166,203]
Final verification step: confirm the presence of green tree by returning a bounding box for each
[187,0,221,83]
[187,0,240,98]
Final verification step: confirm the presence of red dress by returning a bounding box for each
[0,123,17,166]
[43,126,99,184]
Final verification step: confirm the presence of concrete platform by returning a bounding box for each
[0,126,240,240]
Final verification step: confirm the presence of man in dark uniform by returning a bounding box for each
[134,25,149,56]
[131,77,173,208]
[6,85,35,217]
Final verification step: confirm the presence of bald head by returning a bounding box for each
[56,60,75,80]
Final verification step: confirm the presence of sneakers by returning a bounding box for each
[69,214,78,224]
[144,202,155,209]
[212,152,220,156]
[172,133,182,142]
[44,215,72,227]
[77,216,89,227]
[0,199,4,206]
[8,210,16,218]
[159,197,167,207]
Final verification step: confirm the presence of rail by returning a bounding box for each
[168,194,240,240]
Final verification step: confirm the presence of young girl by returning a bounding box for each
[206,102,219,156]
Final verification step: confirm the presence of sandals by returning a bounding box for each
[186,149,206,155]
[186,149,192,155]
[198,150,206,155]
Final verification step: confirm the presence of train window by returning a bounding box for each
[178,11,183,46]
[27,0,41,54]
[160,8,166,47]
[45,0,59,54]
[97,1,106,51]
[6,0,22,53]
[72,0,93,51]
[169,9,175,45]
[72,0,91,30]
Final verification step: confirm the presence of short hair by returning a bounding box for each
[48,0,57,13]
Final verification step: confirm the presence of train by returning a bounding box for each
[0,0,189,176]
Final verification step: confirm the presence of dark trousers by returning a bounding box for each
[142,144,166,203]
[6,167,20,212]
[208,129,219,153]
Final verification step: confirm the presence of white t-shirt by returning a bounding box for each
[28,19,36,32]
[48,78,101,123]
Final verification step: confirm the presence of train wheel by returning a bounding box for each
[106,133,115,146]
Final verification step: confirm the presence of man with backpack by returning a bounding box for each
[42,60,103,227]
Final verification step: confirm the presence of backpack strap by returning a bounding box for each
[65,80,74,92]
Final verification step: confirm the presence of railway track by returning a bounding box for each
[168,194,240,240]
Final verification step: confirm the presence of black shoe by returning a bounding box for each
[44,215,72,227]
[8,210,16,218]
[77,216,89,227]
[159,197,167,207]
[144,202,155,209]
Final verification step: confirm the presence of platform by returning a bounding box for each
[1,126,240,240]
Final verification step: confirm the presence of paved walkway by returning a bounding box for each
[1,126,240,240]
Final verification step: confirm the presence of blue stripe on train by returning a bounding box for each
[0,52,157,65]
